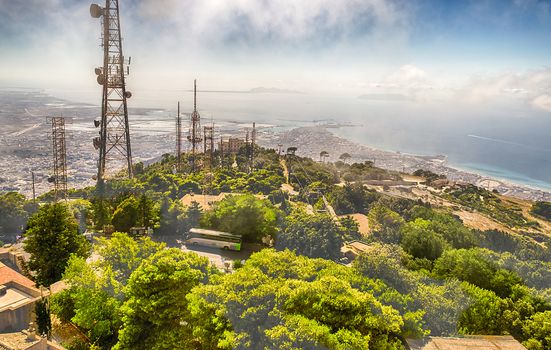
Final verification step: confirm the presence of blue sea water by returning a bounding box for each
[44,87,551,191]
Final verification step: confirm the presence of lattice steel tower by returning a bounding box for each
[176,101,183,172]
[50,117,68,201]
[188,79,202,172]
[203,124,214,169]
[91,1,133,184]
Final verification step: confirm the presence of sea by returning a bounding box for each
[10,87,551,193]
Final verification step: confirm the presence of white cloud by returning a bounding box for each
[461,69,551,107]
[134,0,407,44]
[532,94,551,112]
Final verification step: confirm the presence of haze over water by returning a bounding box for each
[44,87,551,192]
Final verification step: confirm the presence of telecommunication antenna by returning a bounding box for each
[49,117,68,201]
[176,101,182,172]
[91,1,133,185]
[250,122,256,171]
[188,79,202,172]
[203,124,214,169]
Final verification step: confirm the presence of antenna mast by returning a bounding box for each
[176,101,182,172]
[91,0,133,185]
[50,117,68,201]
[188,79,202,172]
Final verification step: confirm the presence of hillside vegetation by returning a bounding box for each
[2,146,551,350]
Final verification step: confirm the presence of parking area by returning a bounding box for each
[157,235,264,271]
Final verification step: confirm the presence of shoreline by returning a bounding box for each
[258,126,551,202]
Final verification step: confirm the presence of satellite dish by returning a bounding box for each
[93,137,101,150]
[124,91,132,99]
[94,120,100,127]
[94,67,102,75]
[90,4,103,18]
[97,75,105,85]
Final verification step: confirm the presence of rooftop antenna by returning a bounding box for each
[91,0,133,186]
[188,79,202,172]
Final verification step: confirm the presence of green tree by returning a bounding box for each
[401,218,447,261]
[368,203,405,244]
[522,311,551,350]
[276,209,344,261]
[35,297,52,338]
[24,203,89,286]
[433,248,522,298]
[91,197,112,231]
[115,249,217,350]
[112,196,139,232]
[0,192,34,242]
[201,194,279,242]
[187,249,413,350]
[53,233,164,349]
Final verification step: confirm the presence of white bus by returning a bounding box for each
[185,228,242,251]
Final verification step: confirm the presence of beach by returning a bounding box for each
[258,126,551,202]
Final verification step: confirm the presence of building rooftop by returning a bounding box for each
[0,330,65,350]
[405,336,527,350]
[0,287,33,313]
[0,263,35,290]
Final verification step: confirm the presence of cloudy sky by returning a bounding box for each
[1,0,551,112]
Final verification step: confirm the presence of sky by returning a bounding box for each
[0,0,551,112]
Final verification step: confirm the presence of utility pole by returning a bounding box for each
[91,0,133,185]
[31,171,36,203]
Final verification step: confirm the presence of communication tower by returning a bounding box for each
[176,101,182,172]
[50,117,68,201]
[203,124,214,169]
[188,79,202,171]
[90,0,133,184]
[250,122,256,171]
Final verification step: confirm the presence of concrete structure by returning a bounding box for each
[405,336,527,350]
[219,137,245,155]
[0,328,65,350]
[341,241,375,261]
[0,262,42,333]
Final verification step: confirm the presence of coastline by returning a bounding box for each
[258,126,551,202]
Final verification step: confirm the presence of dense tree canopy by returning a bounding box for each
[24,203,89,286]
[0,191,36,242]
[53,233,164,349]
[275,208,345,261]
[115,249,217,350]
[187,249,419,350]
[201,194,280,242]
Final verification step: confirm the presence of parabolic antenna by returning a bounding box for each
[124,91,132,99]
[97,75,105,85]
[90,4,103,18]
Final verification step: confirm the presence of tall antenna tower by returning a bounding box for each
[91,1,133,184]
[188,79,202,172]
[50,117,68,201]
[203,124,214,169]
[250,122,256,171]
[176,101,182,172]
